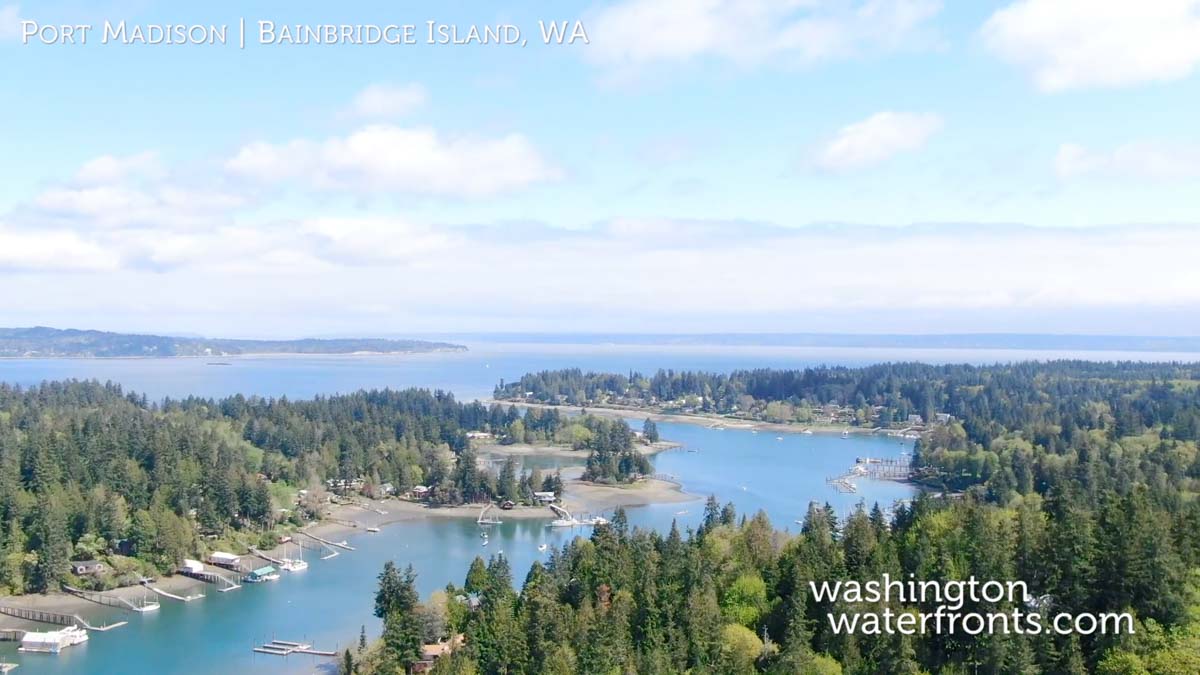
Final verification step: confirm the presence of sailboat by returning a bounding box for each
[280,542,308,572]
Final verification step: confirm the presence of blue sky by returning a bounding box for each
[2,0,1199,336]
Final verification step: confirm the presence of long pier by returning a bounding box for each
[299,530,355,551]
[62,585,159,613]
[179,569,242,592]
[248,547,286,566]
[854,457,914,480]
[145,585,204,602]
[0,605,126,631]
[295,538,339,560]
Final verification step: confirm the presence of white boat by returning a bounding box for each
[775,436,783,441]
[841,429,849,439]
[280,543,308,572]
[366,526,380,533]
[482,539,489,546]
[802,429,814,435]
[537,544,548,552]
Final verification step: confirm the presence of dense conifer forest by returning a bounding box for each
[346,362,1200,674]
[0,381,634,594]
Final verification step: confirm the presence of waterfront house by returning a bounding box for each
[412,634,466,672]
[181,559,205,574]
[533,491,557,504]
[411,485,431,498]
[208,551,241,568]
[71,560,105,576]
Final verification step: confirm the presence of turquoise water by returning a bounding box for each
[0,341,1148,674]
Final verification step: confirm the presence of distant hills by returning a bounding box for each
[0,327,466,358]
[435,332,1200,353]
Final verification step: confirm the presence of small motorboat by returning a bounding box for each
[537,544,548,552]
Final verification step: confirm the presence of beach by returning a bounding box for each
[487,399,873,436]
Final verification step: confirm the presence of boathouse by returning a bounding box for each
[247,566,277,582]
[208,551,241,567]
[19,626,89,653]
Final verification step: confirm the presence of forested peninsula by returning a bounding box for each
[0,382,645,596]
[0,326,464,358]
[347,361,1200,674]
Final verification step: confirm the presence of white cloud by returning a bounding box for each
[587,0,941,71]
[982,0,1200,91]
[20,151,244,231]
[0,4,21,42]
[74,152,163,185]
[345,83,428,119]
[299,217,460,265]
[0,224,120,272]
[226,125,562,198]
[814,111,942,171]
[1056,142,1200,180]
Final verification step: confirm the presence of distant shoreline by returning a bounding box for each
[486,399,876,436]
[0,347,469,361]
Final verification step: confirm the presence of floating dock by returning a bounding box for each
[252,639,337,657]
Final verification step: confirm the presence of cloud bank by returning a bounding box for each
[982,0,1200,91]
[586,0,942,71]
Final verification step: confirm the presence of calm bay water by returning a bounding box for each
[0,342,1189,674]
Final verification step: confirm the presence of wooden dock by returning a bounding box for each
[179,568,242,592]
[62,585,159,613]
[854,457,913,480]
[299,530,355,551]
[253,639,337,657]
[248,547,286,566]
[0,605,126,631]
